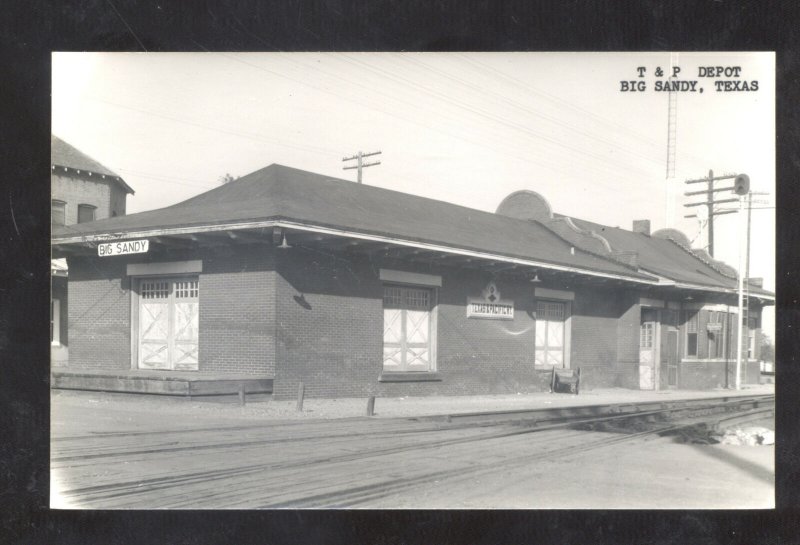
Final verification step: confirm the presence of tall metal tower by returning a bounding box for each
[664,52,679,228]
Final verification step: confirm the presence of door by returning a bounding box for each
[659,309,679,389]
[666,330,679,387]
[383,286,433,372]
[535,301,566,367]
[639,308,658,389]
[138,278,199,371]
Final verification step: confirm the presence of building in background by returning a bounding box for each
[51,164,772,398]
[51,135,134,366]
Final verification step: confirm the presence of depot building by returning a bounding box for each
[51,164,774,399]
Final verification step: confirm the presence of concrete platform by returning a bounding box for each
[51,368,272,396]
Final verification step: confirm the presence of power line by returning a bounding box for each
[339,54,660,181]
[457,53,713,173]
[84,95,342,157]
[683,170,748,257]
[397,55,670,170]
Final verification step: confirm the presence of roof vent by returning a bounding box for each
[632,220,650,236]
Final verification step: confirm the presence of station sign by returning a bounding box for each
[98,239,149,257]
[467,300,514,320]
[706,322,723,332]
[467,281,514,320]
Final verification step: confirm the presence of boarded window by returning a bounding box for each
[77,204,96,223]
[52,200,66,226]
[383,285,434,372]
[138,277,199,371]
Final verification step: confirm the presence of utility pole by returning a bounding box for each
[683,171,740,257]
[731,174,751,390]
[343,150,381,184]
[686,171,751,388]
[740,190,770,386]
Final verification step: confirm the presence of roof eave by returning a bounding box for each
[646,271,775,303]
[52,218,659,285]
[52,164,134,194]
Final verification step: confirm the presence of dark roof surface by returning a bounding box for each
[53,164,650,280]
[52,135,134,194]
[569,217,772,296]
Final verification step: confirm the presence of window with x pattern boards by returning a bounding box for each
[383,285,434,372]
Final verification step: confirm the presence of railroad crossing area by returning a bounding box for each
[51,385,775,509]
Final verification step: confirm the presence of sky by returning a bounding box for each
[52,52,776,337]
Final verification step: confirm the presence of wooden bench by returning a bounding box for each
[550,367,581,394]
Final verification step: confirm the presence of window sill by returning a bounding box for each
[534,365,567,371]
[378,372,442,383]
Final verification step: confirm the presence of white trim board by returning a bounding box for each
[534,287,575,301]
[127,260,203,276]
[379,269,442,287]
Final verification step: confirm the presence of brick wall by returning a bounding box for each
[67,256,131,370]
[616,293,641,389]
[271,249,633,400]
[52,276,69,346]
[66,245,277,376]
[677,360,753,390]
[52,172,120,225]
[109,184,128,217]
[435,266,542,396]
[65,240,760,396]
[565,287,645,390]
[273,250,384,400]
[199,245,276,375]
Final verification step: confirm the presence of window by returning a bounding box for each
[77,204,96,223]
[707,311,722,359]
[383,285,435,372]
[684,310,698,357]
[51,200,66,226]
[138,277,200,371]
[640,321,654,349]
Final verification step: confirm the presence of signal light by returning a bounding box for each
[734,174,750,195]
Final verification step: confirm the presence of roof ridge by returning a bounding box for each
[169,163,576,231]
[661,236,738,280]
[531,219,645,274]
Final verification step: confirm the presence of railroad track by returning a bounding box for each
[51,393,774,508]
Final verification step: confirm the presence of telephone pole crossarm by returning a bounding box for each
[342,150,382,184]
[684,186,736,197]
[683,198,738,208]
[684,174,738,184]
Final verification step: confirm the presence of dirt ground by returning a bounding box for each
[51,386,774,509]
[51,383,775,422]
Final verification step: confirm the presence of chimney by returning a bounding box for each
[746,277,763,288]
[632,220,651,236]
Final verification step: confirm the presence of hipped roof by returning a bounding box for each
[52,163,650,281]
[51,135,134,194]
